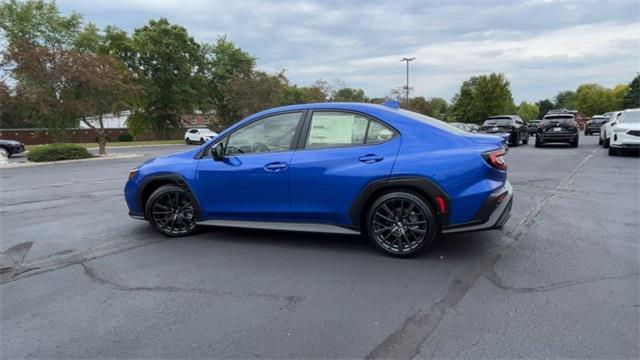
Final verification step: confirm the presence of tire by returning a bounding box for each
[510,133,519,147]
[535,136,543,148]
[146,184,198,237]
[200,138,206,145]
[366,191,437,257]
[570,136,579,148]
[522,136,528,145]
[598,137,603,145]
[185,138,192,145]
[609,147,618,156]
[604,138,610,148]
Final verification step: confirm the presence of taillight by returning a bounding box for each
[483,148,507,171]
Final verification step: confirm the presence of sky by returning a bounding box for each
[57,0,639,104]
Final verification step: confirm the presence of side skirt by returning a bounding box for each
[197,219,361,235]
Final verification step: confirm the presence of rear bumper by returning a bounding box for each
[538,133,577,142]
[442,181,513,234]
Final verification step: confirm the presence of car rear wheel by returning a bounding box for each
[535,136,543,148]
[510,134,519,147]
[604,138,610,148]
[200,138,206,144]
[522,135,528,145]
[598,137,603,145]
[366,192,437,257]
[146,184,198,237]
[185,138,192,145]
[570,137,579,148]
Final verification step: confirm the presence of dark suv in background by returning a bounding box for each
[536,113,579,147]
[481,115,528,147]
[584,115,608,135]
[527,120,541,136]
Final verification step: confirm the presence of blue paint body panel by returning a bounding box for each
[124,103,506,227]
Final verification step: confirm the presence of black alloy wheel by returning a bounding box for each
[367,192,436,257]
[146,185,197,236]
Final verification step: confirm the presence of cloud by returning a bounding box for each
[58,0,640,102]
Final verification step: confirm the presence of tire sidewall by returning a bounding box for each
[365,191,437,257]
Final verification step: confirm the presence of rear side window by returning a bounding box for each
[305,111,395,149]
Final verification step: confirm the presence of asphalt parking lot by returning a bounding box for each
[1,136,638,359]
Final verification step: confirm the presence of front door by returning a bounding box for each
[196,111,304,221]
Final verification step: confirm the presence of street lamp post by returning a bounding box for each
[400,57,415,104]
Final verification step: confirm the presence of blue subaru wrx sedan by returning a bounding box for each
[124,102,512,257]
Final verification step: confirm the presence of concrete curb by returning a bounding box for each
[84,143,188,150]
[0,154,142,169]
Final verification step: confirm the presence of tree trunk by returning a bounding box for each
[98,114,106,156]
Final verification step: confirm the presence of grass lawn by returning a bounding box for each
[26,140,185,151]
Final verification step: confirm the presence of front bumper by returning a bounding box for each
[611,131,640,149]
[5,143,25,154]
[442,181,513,234]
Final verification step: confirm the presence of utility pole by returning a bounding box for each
[400,57,415,103]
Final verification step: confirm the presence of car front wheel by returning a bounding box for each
[366,192,437,257]
[146,184,198,237]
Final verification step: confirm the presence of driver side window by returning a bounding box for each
[225,112,302,155]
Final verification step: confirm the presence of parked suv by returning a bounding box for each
[527,120,541,136]
[125,103,513,257]
[535,113,579,147]
[480,115,528,147]
[185,128,217,145]
[608,108,640,156]
[584,115,608,135]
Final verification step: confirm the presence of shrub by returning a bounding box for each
[117,133,134,142]
[27,143,93,162]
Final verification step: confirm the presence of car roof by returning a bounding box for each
[486,115,515,119]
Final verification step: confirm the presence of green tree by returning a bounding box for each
[222,70,288,120]
[517,101,539,122]
[536,99,554,118]
[203,36,256,125]
[130,18,207,139]
[612,84,628,109]
[554,90,577,110]
[574,83,616,116]
[332,87,367,102]
[0,0,82,134]
[451,73,515,123]
[622,74,639,109]
[406,96,448,120]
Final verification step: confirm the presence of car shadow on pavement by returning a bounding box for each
[189,225,500,261]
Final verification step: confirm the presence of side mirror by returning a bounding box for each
[212,142,225,161]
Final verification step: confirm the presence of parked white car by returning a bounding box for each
[185,128,217,144]
[599,111,622,147]
[609,108,640,156]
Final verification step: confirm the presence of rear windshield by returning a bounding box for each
[620,111,640,123]
[542,116,574,125]
[398,109,467,135]
[483,119,512,126]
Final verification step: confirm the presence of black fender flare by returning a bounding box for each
[349,176,451,229]
[136,173,202,220]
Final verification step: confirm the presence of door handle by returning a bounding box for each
[358,154,384,163]
[264,162,288,172]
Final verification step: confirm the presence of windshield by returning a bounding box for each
[398,109,467,135]
[619,110,640,123]
[483,119,511,126]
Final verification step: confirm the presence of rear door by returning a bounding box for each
[288,110,401,225]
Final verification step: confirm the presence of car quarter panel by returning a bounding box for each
[389,115,506,225]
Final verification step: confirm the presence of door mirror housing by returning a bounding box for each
[212,142,225,161]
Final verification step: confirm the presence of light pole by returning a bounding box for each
[400,57,415,103]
